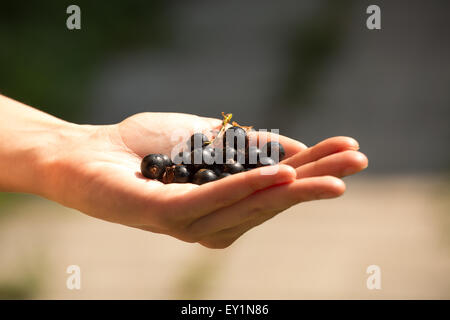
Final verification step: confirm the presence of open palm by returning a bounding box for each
[50,112,367,248]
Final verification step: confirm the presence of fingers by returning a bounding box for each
[249,131,307,159]
[177,164,297,220]
[296,150,368,179]
[282,136,359,168]
[189,176,345,239]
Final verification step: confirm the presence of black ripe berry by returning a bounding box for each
[160,154,173,168]
[222,160,245,174]
[173,151,191,165]
[257,156,276,167]
[235,148,246,164]
[162,165,190,184]
[262,141,285,162]
[188,133,209,151]
[173,165,191,183]
[219,172,232,179]
[223,126,248,149]
[203,145,216,157]
[141,154,165,179]
[139,113,286,185]
[192,169,218,185]
[191,147,214,169]
[222,146,237,162]
[211,165,222,177]
[246,146,261,168]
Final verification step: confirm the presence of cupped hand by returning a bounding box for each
[47,112,367,248]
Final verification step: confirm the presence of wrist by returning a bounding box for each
[1,118,94,199]
[0,95,99,201]
[36,122,97,200]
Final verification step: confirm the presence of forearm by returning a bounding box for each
[0,95,80,196]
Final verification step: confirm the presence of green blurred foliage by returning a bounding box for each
[0,274,40,299]
[173,256,220,299]
[274,0,353,109]
[0,251,47,300]
[0,193,35,220]
[0,0,354,119]
[0,0,172,122]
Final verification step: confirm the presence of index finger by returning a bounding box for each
[175,164,297,221]
[282,136,360,168]
[248,131,307,159]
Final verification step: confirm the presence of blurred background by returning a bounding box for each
[0,0,449,299]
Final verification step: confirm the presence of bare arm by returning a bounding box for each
[0,94,367,248]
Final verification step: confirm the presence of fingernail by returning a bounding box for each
[349,139,360,150]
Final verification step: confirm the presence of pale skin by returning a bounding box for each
[0,94,368,248]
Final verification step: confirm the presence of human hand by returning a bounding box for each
[42,112,367,248]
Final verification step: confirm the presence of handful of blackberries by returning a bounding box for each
[140,113,285,185]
